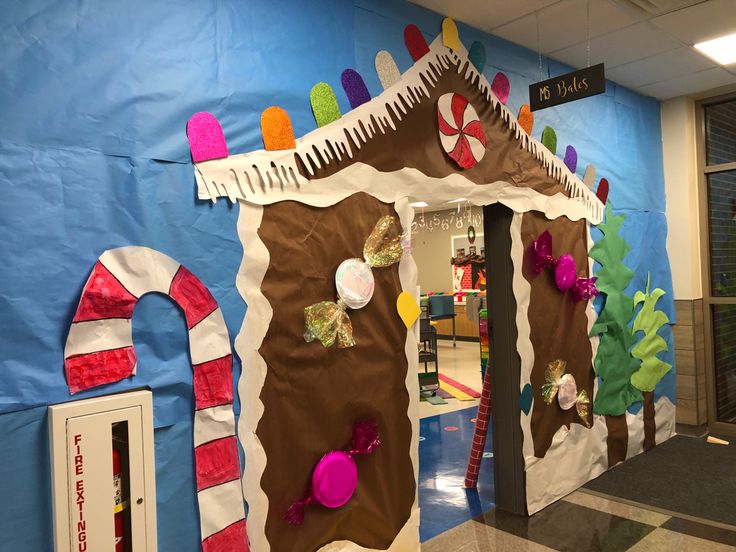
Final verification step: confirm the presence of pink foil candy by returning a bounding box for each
[285,420,381,525]
[312,451,358,508]
[572,276,599,302]
[531,230,555,273]
[555,254,577,292]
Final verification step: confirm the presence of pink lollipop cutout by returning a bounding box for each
[491,72,510,105]
[187,112,229,163]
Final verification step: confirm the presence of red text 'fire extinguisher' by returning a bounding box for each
[113,447,127,552]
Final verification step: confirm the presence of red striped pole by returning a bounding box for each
[464,358,492,488]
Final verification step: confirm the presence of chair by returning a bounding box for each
[428,295,456,346]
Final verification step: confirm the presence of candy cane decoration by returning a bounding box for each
[64,246,248,552]
[464,348,492,488]
[437,92,487,169]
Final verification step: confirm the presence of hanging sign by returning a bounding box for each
[529,63,605,111]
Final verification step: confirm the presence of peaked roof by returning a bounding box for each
[191,35,603,224]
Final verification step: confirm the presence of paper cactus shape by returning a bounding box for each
[589,202,642,415]
[630,275,672,392]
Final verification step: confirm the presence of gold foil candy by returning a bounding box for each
[576,390,591,428]
[303,299,355,349]
[363,215,403,268]
[541,359,567,405]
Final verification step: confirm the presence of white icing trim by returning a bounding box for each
[193,36,603,224]
[235,203,272,552]
[236,196,421,551]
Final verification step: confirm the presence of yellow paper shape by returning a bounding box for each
[396,291,421,328]
[442,18,461,51]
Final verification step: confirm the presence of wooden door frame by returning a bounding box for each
[484,203,526,513]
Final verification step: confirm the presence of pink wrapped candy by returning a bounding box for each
[284,420,381,525]
[554,254,577,292]
[529,231,599,301]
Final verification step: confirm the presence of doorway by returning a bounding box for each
[410,200,524,541]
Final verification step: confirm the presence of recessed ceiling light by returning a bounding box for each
[409,201,428,208]
[695,33,736,66]
[447,198,467,203]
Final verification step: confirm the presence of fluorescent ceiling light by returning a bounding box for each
[447,198,467,203]
[694,33,736,66]
[409,201,428,208]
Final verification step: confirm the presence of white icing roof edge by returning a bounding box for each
[193,35,603,224]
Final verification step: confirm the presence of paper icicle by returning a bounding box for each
[541,360,591,428]
[285,420,381,525]
[304,216,403,348]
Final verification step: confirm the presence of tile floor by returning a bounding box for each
[422,490,736,551]
[419,340,483,418]
[418,339,736,551]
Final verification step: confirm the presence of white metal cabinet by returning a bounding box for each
[49,390,157,551]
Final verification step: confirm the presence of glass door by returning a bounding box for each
[701,97,736,432]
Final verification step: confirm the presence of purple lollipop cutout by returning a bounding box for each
[341,69,371,110]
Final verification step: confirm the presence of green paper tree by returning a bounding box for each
[589,203,642,416]
[630,274,672,392]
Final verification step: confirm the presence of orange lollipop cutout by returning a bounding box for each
[261,106,296,151]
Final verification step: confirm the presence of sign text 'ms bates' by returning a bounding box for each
[529,64,606,112]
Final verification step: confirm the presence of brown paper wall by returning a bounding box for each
[256,192,414,551]
[520,211,596,458]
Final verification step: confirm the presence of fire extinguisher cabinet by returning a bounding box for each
[49,390,158,551]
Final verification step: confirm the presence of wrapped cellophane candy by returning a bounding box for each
[304,215,403,348]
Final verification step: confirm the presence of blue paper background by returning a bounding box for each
[0,0,673,549]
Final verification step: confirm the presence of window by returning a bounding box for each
[704,98,736,424]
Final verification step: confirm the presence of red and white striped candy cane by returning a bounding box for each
[64,246,248,552]
[437,92,487,169]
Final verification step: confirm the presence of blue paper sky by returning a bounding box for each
[0,1,672,548]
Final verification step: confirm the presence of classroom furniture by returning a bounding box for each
[418,316,439,394]
[428,295,456,346]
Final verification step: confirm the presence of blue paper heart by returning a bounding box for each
[519,384,533,415]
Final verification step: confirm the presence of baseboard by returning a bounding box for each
[437,335,480,343]
[675,422,708,438]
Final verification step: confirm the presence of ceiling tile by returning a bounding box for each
[606,46,717,88]
[492,0,638,53]
[635,66,736,99]
[409,0,560,31]
[651,0,736,44]
[549,21,681,68]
